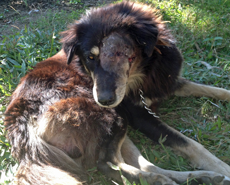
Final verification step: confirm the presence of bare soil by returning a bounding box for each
[0,0,113,38]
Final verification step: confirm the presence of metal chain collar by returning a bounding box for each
[139,89,159,118]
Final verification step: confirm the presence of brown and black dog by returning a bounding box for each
[4,1,230,185]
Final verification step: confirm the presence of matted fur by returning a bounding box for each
[4,1,230,185]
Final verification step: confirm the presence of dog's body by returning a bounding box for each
[4,2,230,185]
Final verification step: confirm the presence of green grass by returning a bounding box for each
[0,0,230,184]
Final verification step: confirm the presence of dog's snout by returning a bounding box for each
[98,93,116,106]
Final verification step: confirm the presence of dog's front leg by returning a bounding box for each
[132,116,230,178]
[122,137,230,185]
[97,120,178,185]
[122,100,230,178]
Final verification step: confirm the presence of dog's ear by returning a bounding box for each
[129,23,158,57]
[60,25,79,65]
[66,43,78,65]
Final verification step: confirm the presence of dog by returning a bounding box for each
[4,1,230,185]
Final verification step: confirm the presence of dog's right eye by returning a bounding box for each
[88,55,94,60]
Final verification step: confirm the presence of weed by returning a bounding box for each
[69,0,82,5]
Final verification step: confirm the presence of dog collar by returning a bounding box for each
[139,89,159,118]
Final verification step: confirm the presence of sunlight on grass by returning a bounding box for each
[143,0,230,89]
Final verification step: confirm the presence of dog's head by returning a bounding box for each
[61,2,161,108]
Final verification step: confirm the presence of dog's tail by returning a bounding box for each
[17,140,85,185]
[4,98,85,185]
[13,136,85,185]
[15,162,83,185]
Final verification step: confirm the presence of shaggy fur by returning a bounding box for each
[4,1,230,185]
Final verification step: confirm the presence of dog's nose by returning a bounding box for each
[98,93,116,106]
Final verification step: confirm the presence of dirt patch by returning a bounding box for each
[0,0,114,38]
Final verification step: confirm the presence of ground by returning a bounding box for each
[0,0,113,37]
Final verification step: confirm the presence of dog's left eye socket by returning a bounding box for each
[128,57,135,63]
[88,55,94,60]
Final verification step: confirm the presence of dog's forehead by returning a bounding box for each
[99,32,135,55]
[102,33,133,47]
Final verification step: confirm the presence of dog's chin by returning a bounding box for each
[94,98,123,108]
[93,92,125,108]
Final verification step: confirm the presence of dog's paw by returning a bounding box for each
[189,173,230,185]
[144,173,178,185]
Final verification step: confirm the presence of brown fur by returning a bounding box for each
[4,49,121,184]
